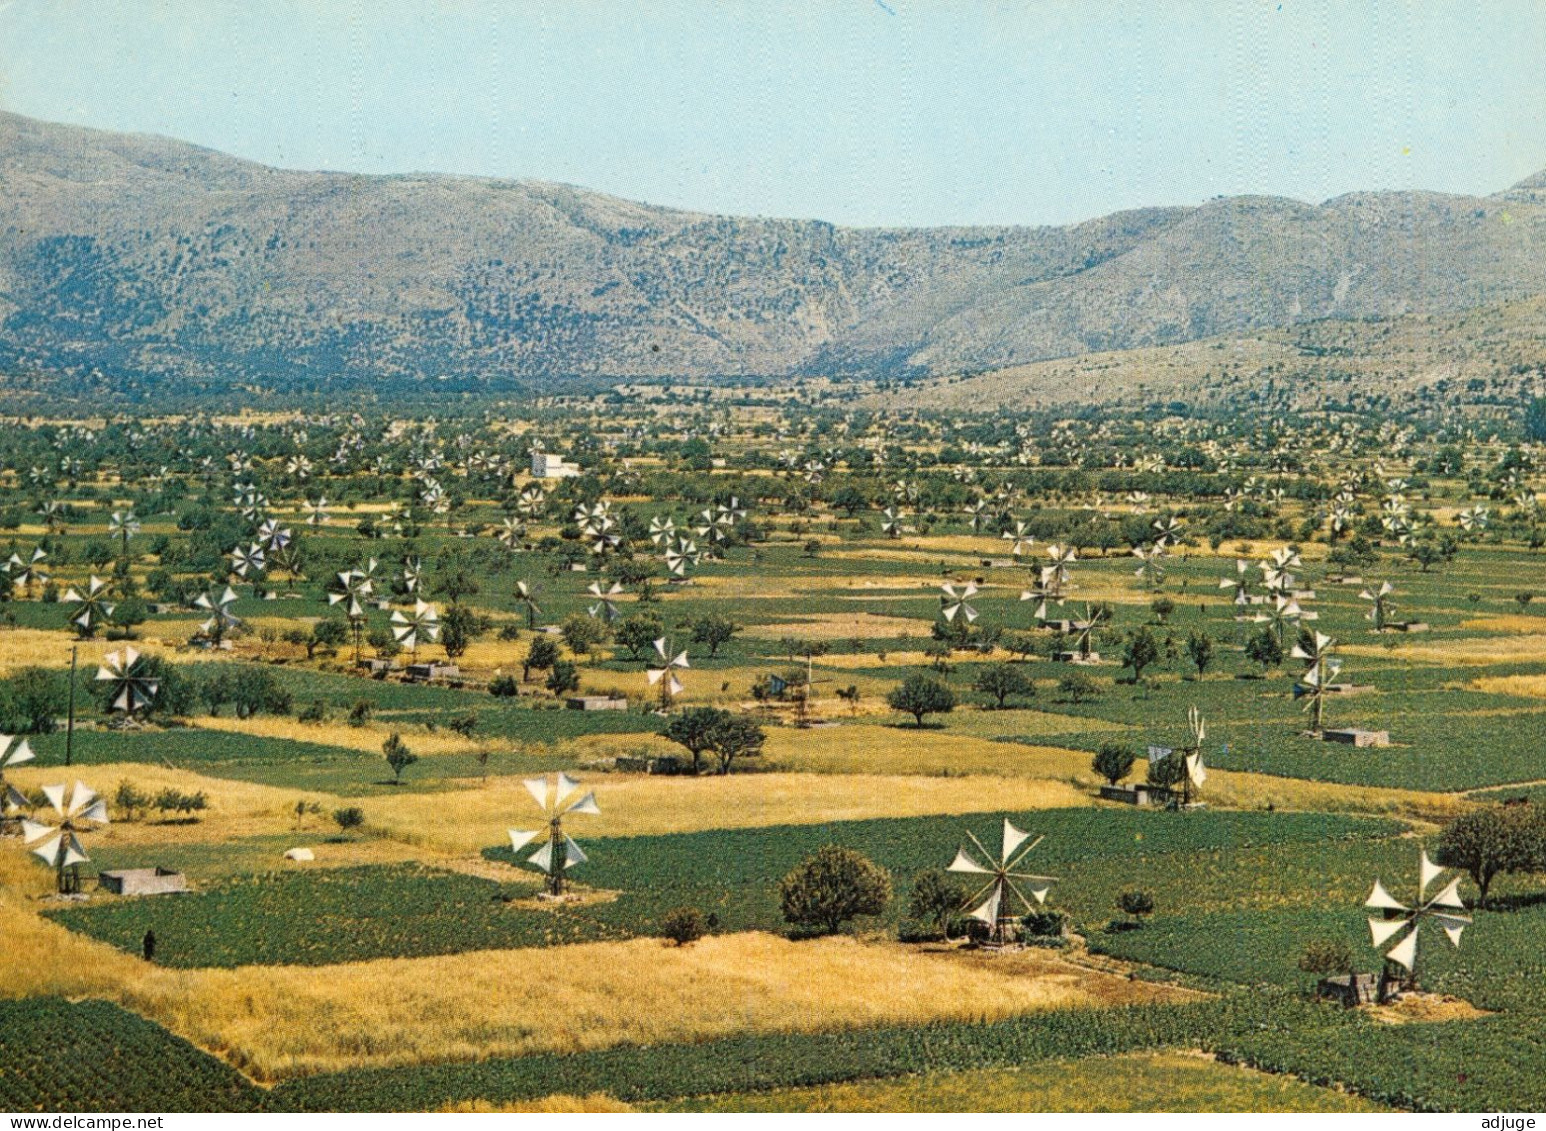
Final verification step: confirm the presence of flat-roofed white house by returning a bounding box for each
[531,451,581,479]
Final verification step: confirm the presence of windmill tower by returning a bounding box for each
[96,647,159,725]
[1360,582,1396,632]
[1366,849,1471,998]
[1292,631,1341,735]
[23,781,110,893]
[647,637,690,709]
[947,818,1059,947]
[508,772,600,897]
[390,599,441,663]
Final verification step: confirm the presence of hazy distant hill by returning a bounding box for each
[2,110,1545,396]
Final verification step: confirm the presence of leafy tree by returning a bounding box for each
[1122,626,1161,682]
[690,614,742,657]
[660,906,707,945]
[906,868,966,938]
[1093,742,1137,786]
[1435,804,1546,904]
[523,635,560,681]
[1146,749,1186,792]
[1117,889,1155,924]
[1527,396,1546,443]
[545,659,581,696]
[560,613,608,656]
[433,565,480,606]
[347,699,375,727]
[886,673,957,726]
[441,605,491,660]
[113,780,149,822]
[488,674,520,698]
[308,617,349,659]
[614,613,664,660]
[973,661,1034,708]
[1185,630,1215,679]
[111,596,149,639]
[1001,631,1039,662]
[0,667,70,734]
[1150,596,1175,624]
[383,732,418,785]
[333,806,366,834]
[778,845,893,936]
[1056,670,1098,704]
[709,714,766,774]
[1244,626,1284,675]
[664,706,732,774]
[447,712,477,738]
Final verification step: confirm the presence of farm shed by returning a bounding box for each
[404,662,460,682]
[1099,784,1161,806]
[98,868,188,896]
[1322,728,1391,747]
[566,696,629,711]
[1317,973,1378,1007]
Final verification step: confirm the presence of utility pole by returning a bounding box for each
[65,644,78,768]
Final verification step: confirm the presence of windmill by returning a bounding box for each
[964,500,988,533]
[96,647,159,723]
[1045,544,1077,596]
[1002,522,1032,559]
[328,558,378,662]
[108,511,140,556]
[1219,559,1253,606]
[62,576,115,639]
[1360,581,1396,632]
[587,581,624,623]
[508,772,600,896]
[230,542,266,580]
[646,637,690,708]
[1457,505,1489,534]
[516,485,546,519]
[513,580,542,630]
[194,585,242,645]
[649,515,677,547]
[1149,706,1208,806]
[1020,567,1064,624]
[497,516,527,551]
[1,735,36,834]
[1365,849,1471,995]
[390,599,441,661]
[1069,603,1107,661]
[22,781,110,893]
[881,507,903,539]
[1292,630,1341,735]
[946,818,1059,946]
[664,535,700,579]
[1132,542,1167,590]
[304,497,330,526]
[939,582,979,624]
[1255,593,1315,645]
[7,548,49,598]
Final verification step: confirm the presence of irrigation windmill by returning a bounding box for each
[939,582,979,624]
[587,581,624,623]
[946,818,1059,946]
[6,548,49,598]
[1255,593,1314,646]
[1457,505,1490,534]
[881,507,904,539]
[497,516,527,552]
[108,511,140,557]
[22,781,110,893]
[1002,522,1032,559]
[1045,544,1077,597]
[1365,849,1471,994]
[1068,603,1107,661]
[649,516,677,547]
[1150,706,1208,806]
[664,535,700,579]
[1132,542,1167,590]
[1218,560,1253,607]
[964,499,988,533]
[1292,630,1341,735]
[230,542,266,581]
[513,580,542,630]
[646,637,690,709]
[515,485,546,519]
[62,576,115,639]
[328,558,378,662]
[0,735,36,834]
[390,599,441,662]
[1020,567,1063,624]
[508,772,600,896]
[96,647,159,723]
[304,497,330,526]
[1360,581,1396,632]
[194,585,242,644]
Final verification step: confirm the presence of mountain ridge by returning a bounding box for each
[2,110,1545,396]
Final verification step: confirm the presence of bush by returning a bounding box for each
[1057,670,1098,703]
[1117,889,1155,924]
[296,699,328,724]
[347,699,375,727]
[1022,908,1069,941]
[333,807,366,834]
[1093,742,1137,786]
[660,906,707,946]
[488,674,520,698]
[778,845,892,936]
[906,868,966,939]
[1297,937,1355,976]
[546,659,581,696]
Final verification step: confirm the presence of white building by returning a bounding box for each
[531,451,581,479]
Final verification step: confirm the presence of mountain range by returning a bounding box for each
[2,110,1546,398]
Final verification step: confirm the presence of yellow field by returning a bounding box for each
[120,932,1191,1080]
[191,714,496,757]
[1470,674,1546,698]
[741,614,936,641]
[657,1051,1391,1113]
[361,771,1091,852]
[1344,634,1546,664]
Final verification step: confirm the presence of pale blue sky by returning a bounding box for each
[1,1,1543,227]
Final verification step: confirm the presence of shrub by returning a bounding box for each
[906,868,966,939]
[333,806,366,834]
[660,906,707,946]
[1296,937,1355,976]
[488,674,520,698]
[347,699,375,727]
[1093,742,1137,786]
[1022,908,1069,939]
[1117,889,1155,924]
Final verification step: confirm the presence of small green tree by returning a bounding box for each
[113,780,149,822]
[560,613,607,656]
[1122,626,1161,682]
[1434,804,1546,905]
[664,706,731,774]
[886,673,957,726]
[307,617,349,659]
[1056,670,1098,704]
[907,867,966,938]
[1117,889,1155,924]
[1185,630,1215,679]
[1093,742,1137,786]
[546,659,581,696]
[1244,625,1284,675]
[709,714,766,775]
[972,661,1034,708]
[333,806,366,835]
[778,845,893,936]
[383,732,417,785]
[1150,596,1175,624]
[1297,937,1356,976]
[523,635,561,682]
[660,906,707,946]
[614,614,664,661]
[690,614,742,657]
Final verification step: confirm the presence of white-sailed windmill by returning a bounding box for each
[1360,581,1396,632]
[23,781,109,893]
[1002,522,1033,559]
[1,735,36,833]
[881,507,904,539]
[1365,849,1471,995]
[646,637,690,709]
[947,818,1059,946]
[587,581,625,623]
[513,579,542,630]
[508,772,600,896]
[62,576,115,639]
[940,582,979,624]
[304,497,330,526]
[1292,630,1341,735]
[1219,559,1252,607]
[108,511,140,556]
[194,585,242,643]
[390,599,441,661]
[96,647,159,723]
[1149,706,1208,807]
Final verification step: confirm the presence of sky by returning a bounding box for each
[1,0,1544,228]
